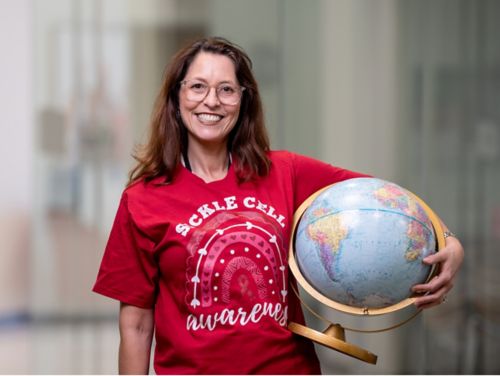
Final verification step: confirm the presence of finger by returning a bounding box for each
[414,300,442,310]
[415,294,448,310]
[412,275,443,294]
[412,265,455,294]
[414,285,451,309]
[422,247,449,265]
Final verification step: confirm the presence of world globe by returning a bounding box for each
[288,178,445,363]
[294,177,438,311]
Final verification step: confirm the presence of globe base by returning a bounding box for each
[288,322,378,364]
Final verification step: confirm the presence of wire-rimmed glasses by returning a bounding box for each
[180,79,245,106]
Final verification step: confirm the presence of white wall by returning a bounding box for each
[316,0,403,374]
[0,0,33,315]
[319,0,399,181]
[209,0,282,148]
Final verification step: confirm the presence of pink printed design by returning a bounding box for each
[221,257,267,304]
[185,213,288,312]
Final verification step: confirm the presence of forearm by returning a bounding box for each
[118,303,154,375]
[119,327,153,374]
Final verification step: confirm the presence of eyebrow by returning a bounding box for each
[186,77,237,85]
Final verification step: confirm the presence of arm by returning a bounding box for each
[119,303,154,375]
[412,221,464,309]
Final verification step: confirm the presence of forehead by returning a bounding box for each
[185,52,237,81]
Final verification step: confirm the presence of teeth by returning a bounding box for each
[197,114,222,122]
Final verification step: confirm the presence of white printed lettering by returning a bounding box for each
[224,196,238,210]
[178,196,287,237]
[176,223,191,236]
[255,200,268,213]
[243,196,256,208]
[186,302,288,332]
[266,205,278,220]
[212,200,226,211]
[197,204,216,219]
[188,214,202,227]
[276,214,286,228]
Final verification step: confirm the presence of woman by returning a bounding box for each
[93,37,464,374]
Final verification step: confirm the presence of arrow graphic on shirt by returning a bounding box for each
[190,221,287,308]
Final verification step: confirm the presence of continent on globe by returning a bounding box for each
[306,215,348,281]
[405,221,428,261]
[374,184,429,224]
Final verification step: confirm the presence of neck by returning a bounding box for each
[185,143,230,183]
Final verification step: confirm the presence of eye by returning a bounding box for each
[189,82,207,92]
[219,84,236,95]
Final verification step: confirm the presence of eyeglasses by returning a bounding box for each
[180,79,245,106]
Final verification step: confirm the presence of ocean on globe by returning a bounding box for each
[294,177,437,309]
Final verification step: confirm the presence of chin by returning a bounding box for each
[190,132,227,146]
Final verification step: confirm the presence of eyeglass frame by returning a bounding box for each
[179,79,246,105]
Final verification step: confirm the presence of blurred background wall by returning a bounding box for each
[1,0,499,373]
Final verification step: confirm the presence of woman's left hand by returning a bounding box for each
[412,236,464,309]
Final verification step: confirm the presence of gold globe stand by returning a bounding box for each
[288,183,446,364]
[289,321,378,364]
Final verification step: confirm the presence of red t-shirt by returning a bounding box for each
[93,150,366,374]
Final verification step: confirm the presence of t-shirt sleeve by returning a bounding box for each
[290,152,371,209]
[92,192,158,308]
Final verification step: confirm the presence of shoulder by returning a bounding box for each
[117,176,182,235]
[121,176,173,215]
[123,177,157,201]
[124,174,175,196]
[268,149,328,171]
[266,150,299,178]
[268,150,299,167]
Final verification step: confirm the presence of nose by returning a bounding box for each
[203,87,221,107]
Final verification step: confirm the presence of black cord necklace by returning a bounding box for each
[182,149,192,172]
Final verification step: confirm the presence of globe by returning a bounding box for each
[288,177,445,364]
[294,177,438,311]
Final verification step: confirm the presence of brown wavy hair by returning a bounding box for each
[128,36,271,185]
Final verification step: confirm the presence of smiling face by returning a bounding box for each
[179,52,241,151]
